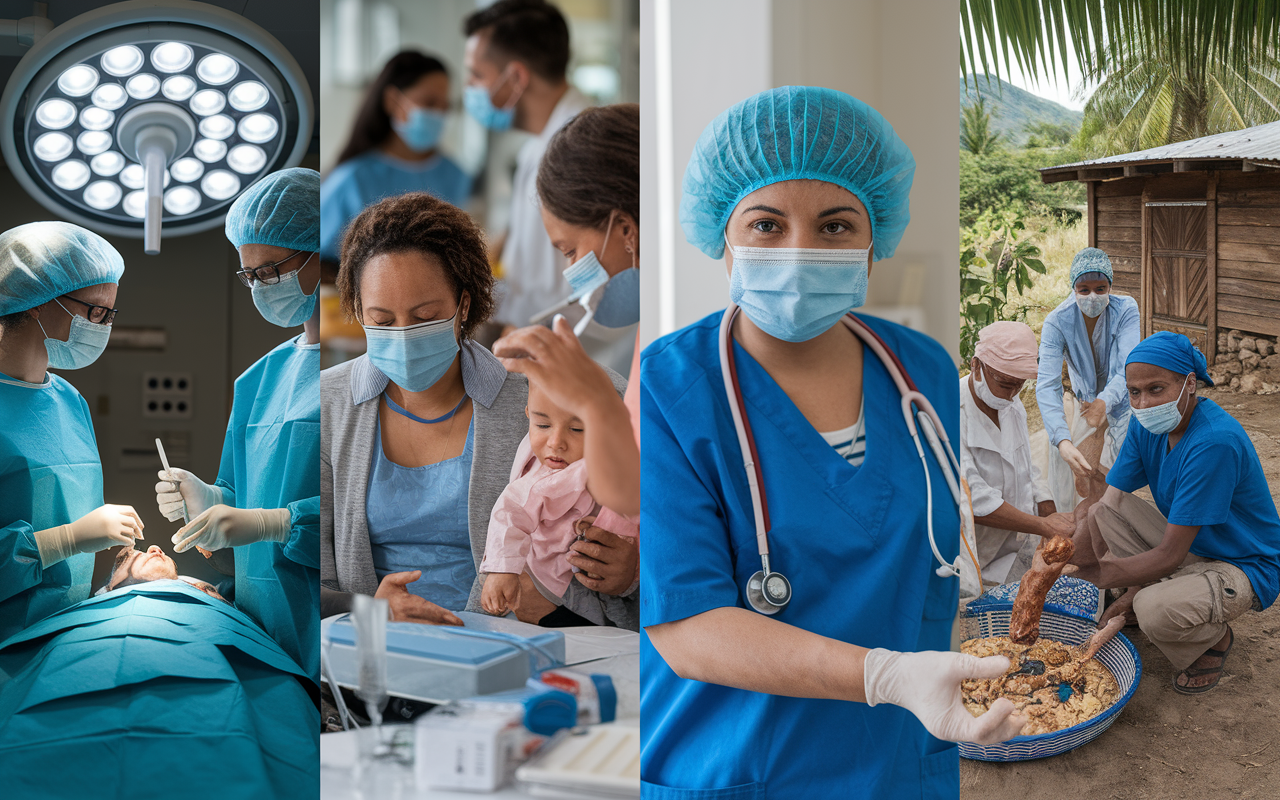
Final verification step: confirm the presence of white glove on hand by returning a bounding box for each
[172,505,290,553]
[34,504,145,568]
[155,469,223,522]
[863,648,1027,745]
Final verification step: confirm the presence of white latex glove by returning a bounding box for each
[172,505,290,553]
[1056,440,1093,480]
[155,469,224,523]
[34,504,145,568]
[863,648,1027,745]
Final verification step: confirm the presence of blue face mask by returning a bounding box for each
[363,313,460,392]
[727,242,871,342]
[251,253,317,327]
[1132,373,1193,435]
[1076,292,1110,318]
[562,215,640,329]
[463,70,519,132]
[392,106,447,153]
[38,298,111,370]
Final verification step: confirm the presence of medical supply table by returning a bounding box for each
[320,623,640,799]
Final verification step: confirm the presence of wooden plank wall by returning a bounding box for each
[1216,171,1280,338]
[1093,178,1143,298]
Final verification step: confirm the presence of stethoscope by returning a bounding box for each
[718,304,965,615]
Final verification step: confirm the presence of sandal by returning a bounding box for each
[1173,627,1234,695]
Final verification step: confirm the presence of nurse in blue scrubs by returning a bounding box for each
[154,168,321,682]
[0,222,144,643]
[640,87,1025,799]
[1071,332,1280,694]
[320,51,472,268]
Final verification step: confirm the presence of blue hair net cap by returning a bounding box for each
[225,167,320,252]
[1126,331,1214,386]
[0,221,125,315]
[680,86,915,261]
[1070,247,1113,287]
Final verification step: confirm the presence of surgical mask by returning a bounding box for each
[1132,374,1193,435]
[38,298,111,370]
[727,242,870,342]
[392,106,447,153]
[1076,292,1110,318]
[464,70,519,131]
[363,313,460,392]
[973,364,1015,410]
[251,253,317,327]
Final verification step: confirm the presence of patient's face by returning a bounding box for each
[108,545,178,590]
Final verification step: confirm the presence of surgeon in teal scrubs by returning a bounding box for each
[154,168,321,682]
[641,87,1024,799]
[0,221,144,643]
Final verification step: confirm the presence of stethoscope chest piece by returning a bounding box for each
[746,570,791,614]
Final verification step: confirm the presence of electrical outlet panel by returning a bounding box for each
[142,372,193,419]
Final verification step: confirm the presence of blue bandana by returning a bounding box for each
[1125,331,1213,386]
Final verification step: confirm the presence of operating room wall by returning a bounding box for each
[4,152,320,586]
[640,0,961,360]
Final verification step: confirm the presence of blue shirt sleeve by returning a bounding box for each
[1036,320,1071,447]
[640,374,741,628]
[214,419,239,509]
[1099,300,1141,415]
[1106,415,1149,493]
[1167,440,1238,527]
[319,168,360,263]
[284,496,320,569]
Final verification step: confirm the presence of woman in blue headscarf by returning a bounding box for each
[152,168,321,684]
[0,222,144,643]
[1070,331,1280,694]
[640,87,1022,799]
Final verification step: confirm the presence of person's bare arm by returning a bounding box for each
[648,607,870,700]
[1084,523,1198,589]
[976,501,1074,538]
[494,318,640,515]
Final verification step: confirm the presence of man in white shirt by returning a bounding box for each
[463,0,591,332]
[961,321,1076,584]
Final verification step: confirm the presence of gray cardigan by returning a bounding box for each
[320,349,636,629]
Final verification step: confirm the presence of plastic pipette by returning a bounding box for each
[352,594,389,728]
[155,437,188,524]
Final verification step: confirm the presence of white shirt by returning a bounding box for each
[496,87,592,326]
[819,411,866,468]
[959,375,1053,582]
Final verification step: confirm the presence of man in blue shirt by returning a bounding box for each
[1070,332,1280,693]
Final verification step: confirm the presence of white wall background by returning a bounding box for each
[641,0,960,360]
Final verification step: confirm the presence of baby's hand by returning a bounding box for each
[482,572,521,616]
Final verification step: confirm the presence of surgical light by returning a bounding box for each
[0,1,314,254]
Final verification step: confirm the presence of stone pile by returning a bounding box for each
[1209,330,1280,394]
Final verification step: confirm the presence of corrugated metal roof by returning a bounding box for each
[1042,120,1280,173]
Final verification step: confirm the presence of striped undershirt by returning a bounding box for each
[819,408,866,467]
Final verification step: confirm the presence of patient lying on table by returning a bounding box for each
[0,544,318,799]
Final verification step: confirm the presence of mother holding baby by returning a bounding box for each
[319,106,640,630]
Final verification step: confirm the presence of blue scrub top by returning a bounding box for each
[1107,398,1280,608]
[0,371,102,643]
[319,151,473,261]
[215,335,321,682]
[366,414,476,612]
[640,312,960,799]
[1036,294,1140,447]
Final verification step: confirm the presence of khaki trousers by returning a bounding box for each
[1093,493,1256,671]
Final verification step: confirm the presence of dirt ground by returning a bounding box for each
[961,389,1280,799]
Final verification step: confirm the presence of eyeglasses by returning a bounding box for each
[60,294,117,325]
[235,250,307,288]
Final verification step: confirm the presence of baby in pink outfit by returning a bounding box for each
[481,382,638,616]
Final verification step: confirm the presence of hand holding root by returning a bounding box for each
[1009,534,1076,645]
[864,649,1028,744]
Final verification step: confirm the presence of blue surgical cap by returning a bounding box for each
[680,86,915,261]
[0,221,125,315]
[225,167,320,252]
[1070,247,1113,287]
[1126,331,1214,386]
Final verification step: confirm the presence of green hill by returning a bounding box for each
[960,73,1082,146]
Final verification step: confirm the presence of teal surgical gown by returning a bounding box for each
[0,371,102,644]
[216,335,320,682]
[0,580,318,800]
[640,312,961,799]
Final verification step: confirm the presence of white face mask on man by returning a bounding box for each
[972,362,1015,410]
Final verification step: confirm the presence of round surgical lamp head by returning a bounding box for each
[0,1,314,254]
